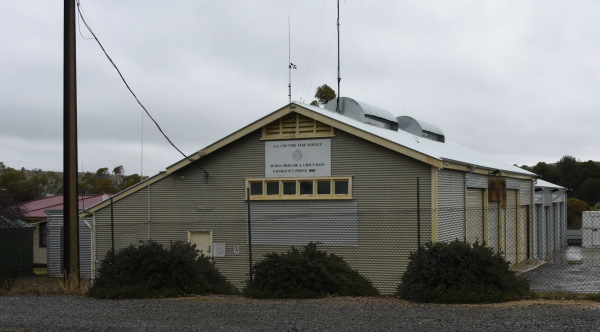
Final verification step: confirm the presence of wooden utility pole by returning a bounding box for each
[63,0,79,280]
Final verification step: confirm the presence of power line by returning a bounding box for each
[341,27,399,114]
[75,1,208,180]
[302,0,329,102]
[357,0,408,115]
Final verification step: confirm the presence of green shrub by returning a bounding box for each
[88,241,237,299]
[397,240,531,303]
[244,242,379,299]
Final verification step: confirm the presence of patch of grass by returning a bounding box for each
[0,273,89,296]
[59,273,90,295]
[534,291,600,302]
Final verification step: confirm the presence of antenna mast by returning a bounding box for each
[288,16,296,104]
[336,0,341,113]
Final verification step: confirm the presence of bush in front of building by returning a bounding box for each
[88,241,237,299]
[397,240,531,303]
[244,242,379,299]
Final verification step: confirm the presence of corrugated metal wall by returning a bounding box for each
[0,227,33,276]
[519,180,533,205]
[92,128,434,294]
[536,204,546,259]
[46,211,92,278]
[466,173,487,188]
[544,205,556,255]
[437,169,465,242]
[553,203,561,252]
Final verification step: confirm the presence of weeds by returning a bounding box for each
[59,273,90,295]
[0,275,89,296]
[534,291,600,302]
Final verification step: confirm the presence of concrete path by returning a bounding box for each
[522,246,600,293]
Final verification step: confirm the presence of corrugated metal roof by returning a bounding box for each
[20,194,113,219]
[535,179,565,189]
[325,98,398,124]
[0,216,33,228]
[298,102,535,176]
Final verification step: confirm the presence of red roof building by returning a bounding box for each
[21,194,112,220]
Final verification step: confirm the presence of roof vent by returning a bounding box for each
[325,97,398,130]
[396,116,445,143]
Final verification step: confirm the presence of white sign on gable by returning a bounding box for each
[265,139,331,177]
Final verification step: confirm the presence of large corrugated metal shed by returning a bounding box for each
[82,100,535,214]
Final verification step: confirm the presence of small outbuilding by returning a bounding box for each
[534,179,568,258]
[19,194,111,277]
[582,211,600,248]
[0,216,34,276]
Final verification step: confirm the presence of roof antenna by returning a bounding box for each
[335,0,342,114]
[288,15,297,105]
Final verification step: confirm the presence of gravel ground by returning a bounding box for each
[1,295,600,331]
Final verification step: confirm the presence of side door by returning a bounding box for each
[188,231,212,257]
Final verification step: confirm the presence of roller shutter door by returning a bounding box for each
[437,170,465,242]
[488,202,499,253]
[520,205,530,261]
[505,190,518,264]
[545,206,554,254]
[536,205,546,259]
[466,188,484,243]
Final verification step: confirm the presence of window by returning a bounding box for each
[317,180,331,195]
[334,180,349,195]
[283,181,296,195]
[266,181,279,195]
[300,181,313,195]
[246,177,352,200]
[250,181,263,195]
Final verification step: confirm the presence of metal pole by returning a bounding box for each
[247,188,253,282]
[335,0,341,114]
[111,197,114,252]
[63,0,79,281]
[417,177,421,250]
[288,15,291,105]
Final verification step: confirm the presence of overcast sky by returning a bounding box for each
[1,0,598,176]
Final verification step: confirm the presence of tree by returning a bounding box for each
[556,155,583,191]
[314,84,336,106]
[96,167,109,178]
[112,165,124,177]
[0,189,23,219]
[118,174,142,191]
[579,178,600,207]
[531,162,560,184]
[310,100,319,107]
[30,170,62,199]
[79,172,97,195]
[567,198,590,229]
[0,166,35,203]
